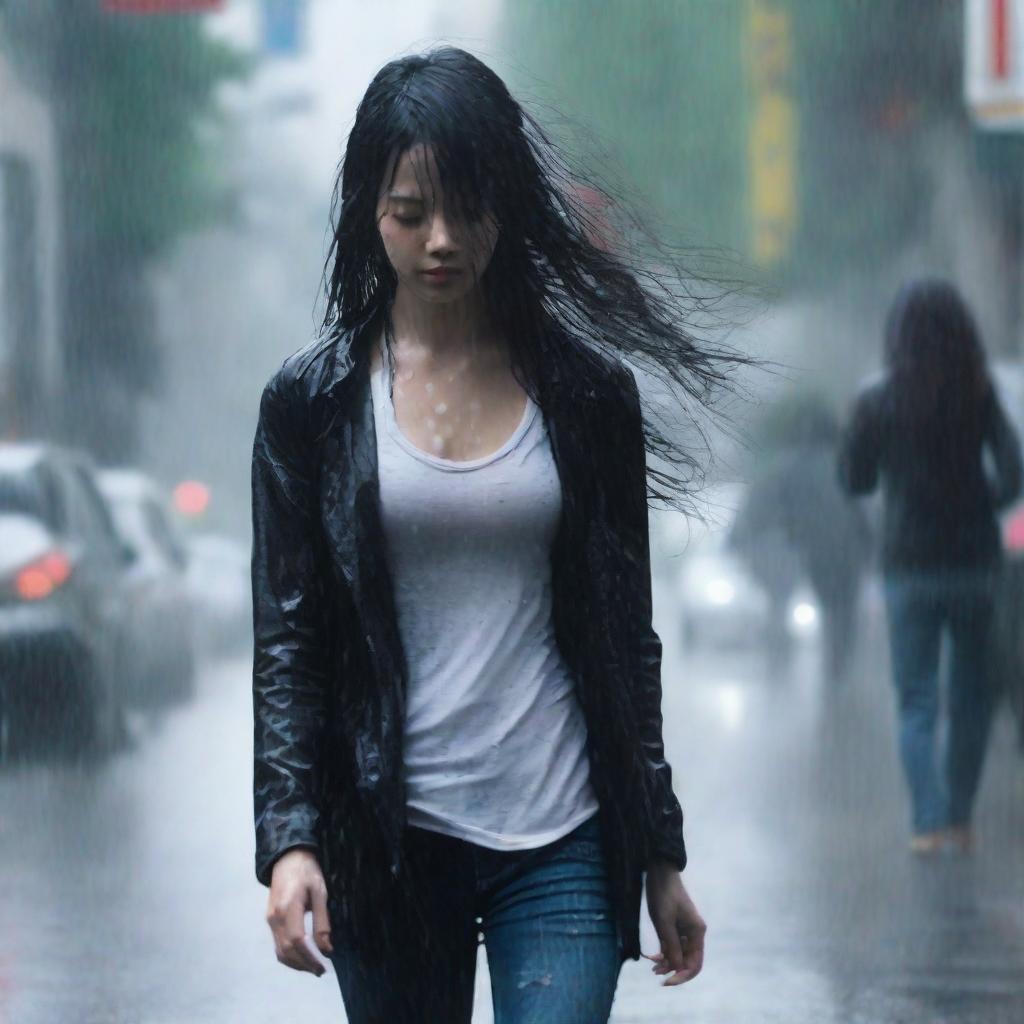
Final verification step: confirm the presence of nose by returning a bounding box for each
[425,209,457,258]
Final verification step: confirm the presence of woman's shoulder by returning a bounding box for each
[848,373,891,421]
[262,329,360,408]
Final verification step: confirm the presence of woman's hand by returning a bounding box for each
[266,848,333,976]
[642,861,706,987]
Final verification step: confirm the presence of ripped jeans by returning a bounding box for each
[329,814,622,1023]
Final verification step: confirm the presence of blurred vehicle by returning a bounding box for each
[652,483,821,653]
[0,443,134,757]
[97,469,196,705]
[184,532,251,657]
[990,362,1024,747]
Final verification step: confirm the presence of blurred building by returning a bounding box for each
[0,37,60,439]
[965,0,1024,354]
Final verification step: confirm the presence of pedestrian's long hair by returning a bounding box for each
[883,278,991,431]
[320,47,747,507]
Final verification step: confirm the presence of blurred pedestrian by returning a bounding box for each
[250,48,732,1023]
[731,394,872,678]
[838,278,1022,856]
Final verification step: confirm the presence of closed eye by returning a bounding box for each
[388,192,425,224]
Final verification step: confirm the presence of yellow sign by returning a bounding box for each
[747,1,797,266]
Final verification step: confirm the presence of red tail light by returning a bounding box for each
[14,551,72,601]
[1005,510,1024,553]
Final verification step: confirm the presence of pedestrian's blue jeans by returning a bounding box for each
[329,814,622,1023]
[884,570,998,834]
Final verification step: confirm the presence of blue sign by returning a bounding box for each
[262,0,304,55]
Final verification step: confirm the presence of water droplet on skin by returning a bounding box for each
[426,418,436,429]
[425,381,435,394]
[435,403,448,415]
[432,435,444,451]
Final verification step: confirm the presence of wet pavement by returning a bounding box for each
[1,578,1022,1023]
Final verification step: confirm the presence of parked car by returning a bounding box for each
[184,532,251,657]
[97,469,196,705]
[0,443,134,757]
[652,483,821,652]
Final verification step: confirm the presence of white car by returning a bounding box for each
[97,469,196,704]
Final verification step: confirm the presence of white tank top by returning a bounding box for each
[370,355,599,850]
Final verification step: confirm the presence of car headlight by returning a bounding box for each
[791,601,818,629]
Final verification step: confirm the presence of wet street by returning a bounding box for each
[1,577,1023,1024]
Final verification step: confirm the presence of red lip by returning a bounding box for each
[420,267,461,279]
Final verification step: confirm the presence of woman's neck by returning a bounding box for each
[389,283,499,364]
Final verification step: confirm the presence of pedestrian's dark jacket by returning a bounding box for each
[251,323,686,963]
[838,377,1023,572]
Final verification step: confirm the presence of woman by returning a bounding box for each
[252,48,730,1022]
[839,279,1022,856]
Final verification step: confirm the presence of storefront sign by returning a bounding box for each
[966,0,1024,129]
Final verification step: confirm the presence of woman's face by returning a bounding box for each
[376,145,499,305]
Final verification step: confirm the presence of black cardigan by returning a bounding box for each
[838,377,1023,571]
[251,323,685,962]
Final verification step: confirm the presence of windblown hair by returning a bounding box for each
[320,46,746,506]
[883,278,991,428]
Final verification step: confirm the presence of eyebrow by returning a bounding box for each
[388,192,424,204]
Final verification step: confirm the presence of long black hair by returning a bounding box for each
[320,46,745,506]
[883,278,991,429]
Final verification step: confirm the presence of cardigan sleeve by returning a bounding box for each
[838,385,884,497]
[986,389,1024,510]
[617,366,687,871]
[251,369,331,885]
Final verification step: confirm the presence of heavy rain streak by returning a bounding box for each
[1,2,1023,1022]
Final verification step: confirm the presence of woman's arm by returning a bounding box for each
[838,386,883,496]
[616,368,686,871]
[251,370,332,888]
[986,390,1024,510]
[617,367,705,987]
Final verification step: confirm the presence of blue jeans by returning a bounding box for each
[329,814,622,1023]
[884,571,998,833]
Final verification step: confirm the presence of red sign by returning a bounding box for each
[966,0,1024,128]
[103,1,225,12]
[994,0,1011,79]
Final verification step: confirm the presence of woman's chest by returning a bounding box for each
[374,408,564,557]
[377,352,530,463]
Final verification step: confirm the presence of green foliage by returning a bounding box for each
[503,0,1024,291]
[76,15,251,257]
[502,0,748,254]
[1,0,252,258]
[0,0,252,454]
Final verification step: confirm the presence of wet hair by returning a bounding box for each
[883,277,991,426]
[320,46,746,505]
